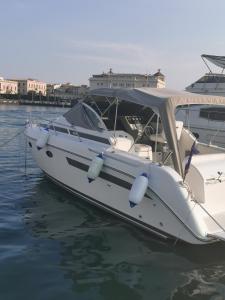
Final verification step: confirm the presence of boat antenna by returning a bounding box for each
[113,97,119,139]
[154,114,159,155]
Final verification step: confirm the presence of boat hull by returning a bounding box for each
[25,127,215,245]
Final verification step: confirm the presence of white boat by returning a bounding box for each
[180,55,225,146]
[25,88,225,245]
[176,105,225,147]
[186,54,225,96]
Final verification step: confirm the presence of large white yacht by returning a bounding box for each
[186,54,225,96]
[25,88,225,245]
[179,55,225,147]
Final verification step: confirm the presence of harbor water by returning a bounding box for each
[1,105,225,300]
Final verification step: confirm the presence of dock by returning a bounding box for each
[0,97,74,107]
[0,98,19,105]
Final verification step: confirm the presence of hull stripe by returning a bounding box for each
[67,157,134,191]
[45,172,172,241]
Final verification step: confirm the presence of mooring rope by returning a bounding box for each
[24,134,27,176]
[0,128,25,148]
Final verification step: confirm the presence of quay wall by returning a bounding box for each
[0,94,78,107]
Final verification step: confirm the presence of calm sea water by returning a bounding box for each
[1,105,225,300]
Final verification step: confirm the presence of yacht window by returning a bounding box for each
[196,75,225,84]
[69,130,78,136]
[54,126,68,134]
[69,129,110,144]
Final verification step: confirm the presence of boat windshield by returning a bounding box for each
[63,102,106,131]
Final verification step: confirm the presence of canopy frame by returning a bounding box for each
[88,88,225,176]
[202,54,225,73]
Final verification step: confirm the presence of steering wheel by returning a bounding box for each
[144,125,155,137]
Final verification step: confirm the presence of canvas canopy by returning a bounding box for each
[89,87,225,111]
[89,88,225,176]
[202,54,225,69]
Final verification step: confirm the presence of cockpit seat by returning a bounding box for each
[134,144,153,160]
[113,137,133,151]
[150,121,183,143]
[109,131,134,152]
[150,131,166,144]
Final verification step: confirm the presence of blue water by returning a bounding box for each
[1,105,225,300]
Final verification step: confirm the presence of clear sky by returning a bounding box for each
[1,0,225,89]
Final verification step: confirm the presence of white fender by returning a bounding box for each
[36,128,50,150]
[129,173,148,207]
[87,153,104,183]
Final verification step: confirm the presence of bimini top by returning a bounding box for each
[89,88,225,176]
[202,54,225,69]
[89,87,225,111]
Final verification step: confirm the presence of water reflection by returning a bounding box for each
[23,178,225,299]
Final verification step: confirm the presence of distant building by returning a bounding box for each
[46,83,61,97]
[89,69,165,90]
[0,77,18,94]
[47,83,88,99]
[11,79,47,96]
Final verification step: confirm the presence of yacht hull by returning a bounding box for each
[25,126,216,245]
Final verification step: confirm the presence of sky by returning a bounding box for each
[1,0,225,89]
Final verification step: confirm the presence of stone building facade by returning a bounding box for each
[0,77,18,94]
[89,69,165,90]
[13,79,47,96]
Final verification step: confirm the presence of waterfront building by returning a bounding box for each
[46,83,61,96]
[0,77,18,94]
[48,83,89,99]
[89,69,165,90]
[12,79,47,96]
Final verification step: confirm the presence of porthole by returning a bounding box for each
[28,142,32,148]
[46,150,53,158]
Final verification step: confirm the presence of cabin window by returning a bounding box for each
[69,129,110,144]
[69,130,78,136]
[53,126,68,134]
[196,76,225,84]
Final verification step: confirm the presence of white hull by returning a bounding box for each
[25,126,220,245]
[176,106,225,147]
